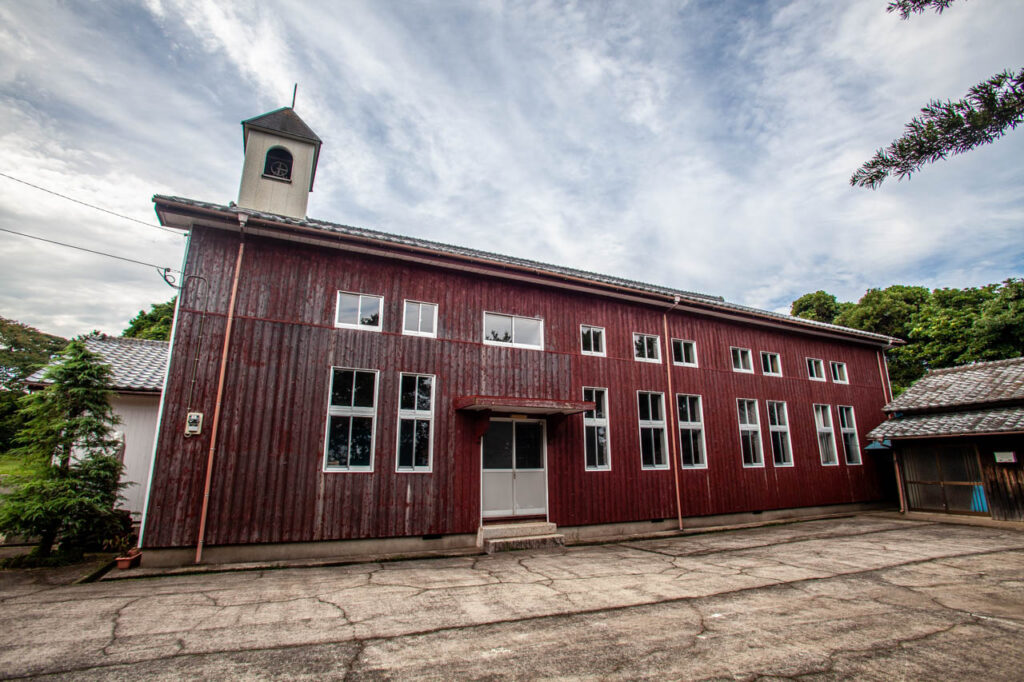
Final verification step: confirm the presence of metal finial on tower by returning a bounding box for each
[291,83,297,109]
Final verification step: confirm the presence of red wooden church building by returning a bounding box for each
[140,107,899,565]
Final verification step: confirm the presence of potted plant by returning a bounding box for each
[107,536,141,569]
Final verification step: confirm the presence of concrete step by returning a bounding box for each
[483,533,565,554]
[478,521,557,543]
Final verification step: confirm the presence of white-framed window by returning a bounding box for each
[583,387,610,470]
[672,339,698,367]
[813,404,838,466]
[807,358,826,381]
[838,406,862,465]
[335,291,383,331]
[637,391,668,469]
[633,333,661,363]
[736,398,763,467]
[580,325,606,357]
[731,347,754,373]
[402,300,438,338]
[396,373,434,472]
[761,351,782,377]
[324,367,378,471]
[483,312,544,350]
[830,361,849,384]
[766,400,793,467]
[677,394,706,469]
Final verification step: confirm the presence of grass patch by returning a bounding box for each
[0,453,37,478]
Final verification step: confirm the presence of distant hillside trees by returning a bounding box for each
[122,298,176,341]
[0,317,67,455]
[791,279,1024,392]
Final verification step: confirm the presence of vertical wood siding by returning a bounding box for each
[143,227,892,548]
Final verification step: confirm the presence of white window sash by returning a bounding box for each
[483,311,544,350]
[324,367,378,472]
[580,325,606,357]
[582,387,611,470]
[396,373,435,472]
[402,300,438,338]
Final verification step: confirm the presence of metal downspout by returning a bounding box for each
[195,214,248,564]
[663,296,684,531]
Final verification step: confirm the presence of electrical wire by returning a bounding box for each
[0,171,180,235]
[0,225,180,273]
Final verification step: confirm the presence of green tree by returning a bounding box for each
[790,290,841,323]
[851,1,1024,188]
[122,298,176,341]
[0,340,126,561]
[908,285,995,369]
[966,278,1024,361]
[0,316,67,391]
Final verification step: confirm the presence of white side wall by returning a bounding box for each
[111,394,161,520]
[237,129,316,219]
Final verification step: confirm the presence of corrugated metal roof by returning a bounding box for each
[27,335,168,393]
[868,406,1024,440]
[883,357,1024,413]
[153,194,900,346]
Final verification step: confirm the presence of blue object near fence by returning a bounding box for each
[971,485,988,513]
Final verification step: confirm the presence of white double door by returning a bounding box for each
[481,419,547,518]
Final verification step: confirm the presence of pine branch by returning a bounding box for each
[851,68,1024,189]
[887,0,959,20]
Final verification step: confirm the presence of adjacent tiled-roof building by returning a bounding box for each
[27,334,169,393]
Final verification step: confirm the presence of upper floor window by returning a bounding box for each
[637,391,668,469]
[633,333,661,363]
[766,400,793,466]
[830,361,849,384]
[761,351,782,377]
[807,358,826,381]
[324,367,377,472]
[583,387,610,470]
[677,394,706,469]
[580,325,606,356]
[814,404,838,465]
[838,406,861,465]
[397,373,435,471]
[403,300,437,338]
[483,312,543,349]
[336,291,382,331]
[737,398,763,467]
[672,339,698,367]
[263,146,293,181]
[731,347,753,373]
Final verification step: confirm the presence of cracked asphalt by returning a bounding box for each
[2,515,1023,680]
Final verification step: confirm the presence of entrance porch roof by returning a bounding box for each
[454,395,594,415]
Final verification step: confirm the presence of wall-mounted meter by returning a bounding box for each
[185,412,204,436]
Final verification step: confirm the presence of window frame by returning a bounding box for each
[736,398,764,468]
[807,358,826,382]
[671,338,698,367]
[633,333,662,364]
[402,300,438,338]
[813,404,839,466]
[830,361,849,384]
[580,325,606,357]
[838,405,862,466]
[676,393,707,470]
[582,386,611,471]
[731,347,754,373]
[760,351,782,377]
[335,291,384,332]
[482,311,544,350]
[263,146,293,182]
[766,400,793,467]
[395,373,435,473]
[637,391,669,470]
[323,367,379,473]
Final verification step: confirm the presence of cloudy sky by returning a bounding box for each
[1,0,1022,338]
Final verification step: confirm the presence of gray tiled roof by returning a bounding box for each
[154,195,900,346]
[883,357,1024,413]
[868,406,1024,440]
[27,335,168,393]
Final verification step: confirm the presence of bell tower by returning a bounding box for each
[237,106,322,219]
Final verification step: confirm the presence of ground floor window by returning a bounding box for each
[766,400,793,466]
[637,391,667,469]
[837,405,861,465]
[324,367,378,471]
[397,373,434,471]
[583,387,610,470]
[737,398,763,467]
[814,404,838,465]
[676,394,706,468]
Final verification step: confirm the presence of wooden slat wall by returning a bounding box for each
[143,227,892,548]
[979,436,1024,521]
